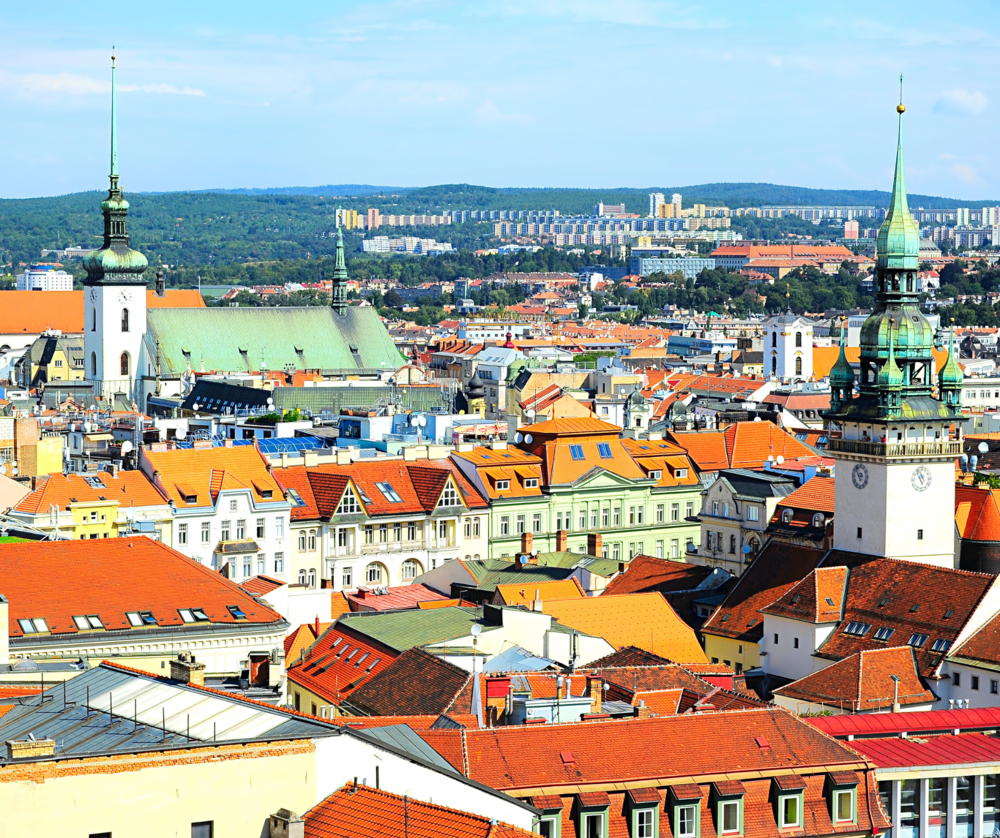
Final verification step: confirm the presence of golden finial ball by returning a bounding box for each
[897,104,905,113]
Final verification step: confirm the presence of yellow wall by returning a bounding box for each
[71,501,119,539]
[0,741,317,838]
[289,680,346,718]
[703,633,760,674]
[36,435,64,475]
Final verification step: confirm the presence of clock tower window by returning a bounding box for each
[121,308,129,332]
[120,352,130,377]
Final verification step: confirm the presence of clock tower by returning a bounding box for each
[825,88,964,568]
[83,54,149,403]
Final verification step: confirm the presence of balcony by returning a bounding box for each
[360,539,426,555]
[827,438,963,459]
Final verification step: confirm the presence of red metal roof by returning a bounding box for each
[848,732,1000,769]
[807,707,1000,739]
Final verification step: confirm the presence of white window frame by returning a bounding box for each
[833,788,856,824]
[675,804,698,838]
[778,793,802,830]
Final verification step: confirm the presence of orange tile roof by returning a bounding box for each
[331,591,350,618]
[444,709,868,791]
[631,688,686,716]
[347,584,450,612]
[814,345,955,379]
[143,445,283,509]
[303,783,536,838]
[284,620,335,661]
[15,470,167,513]
[240,574,285,597]
[761,566,847,624]
[543,593,708,664]
[955,483,1000,541]
[338,714,479,730]
[666,423,817,472]
[0,538,283,638]
[775,475,836,515]
[0,289,204,334]
[774,646,934,712]
[494,578,586,607]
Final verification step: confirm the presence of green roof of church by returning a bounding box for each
[875,102,921,272]
[146,306,405,376]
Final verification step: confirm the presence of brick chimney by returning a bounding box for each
[587,533,602,556]
[635,699,652,719]
[170,651,206,687]
[588,676,603,714]
[6,738,55,760]
[269,809,305,838]
[555,530,568,552]
[520,531,533,556]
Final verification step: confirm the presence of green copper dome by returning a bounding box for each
[877,329,904,389]
[829,325,855,389]
[330,226,349,314]
[939,325,964,388]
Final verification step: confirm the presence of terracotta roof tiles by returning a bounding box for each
[143,445,283,509]
[761,566,847,624]
[602,556,716,597]
[286,623,396,703]
[15,470,167,514]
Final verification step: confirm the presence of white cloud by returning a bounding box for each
[934,89,988,115]
[952,163,984,185]
[0,71,205,98]
[476,100,530,124]
[939,152,955,160]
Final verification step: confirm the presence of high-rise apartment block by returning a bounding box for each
[844,220,859,239]
[648,193,665,218]
[16,265,74,291]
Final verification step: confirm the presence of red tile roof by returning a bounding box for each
[702,542,827,642]
[584,647,672,669]
[775,475,836,515]
[602,555,716,597]
[338,714,479,730]
[347,584,450,612]
[774,646,934,712]
[286,624,396,703]
[665,423,817,472]
[441,709,868,791]
[847,732,1000,769]
[240,575,285,597]
[0,538,283,638]
[303,783,536,838]
[954,483,1000,541]
[807,707,1000,739]
[816,558,995,678]
[341,648,473,718]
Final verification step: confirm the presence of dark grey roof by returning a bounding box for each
[718,468,797,500]
[357,724,460,774]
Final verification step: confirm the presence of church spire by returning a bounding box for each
[83,53,148,286]
[330,226,349,314]
[876,76,921,274]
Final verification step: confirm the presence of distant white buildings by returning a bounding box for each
[16,266,73,291]
[362,236,454,255]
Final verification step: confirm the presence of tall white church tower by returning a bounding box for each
[83,54,149,404]
[825,89,964,568]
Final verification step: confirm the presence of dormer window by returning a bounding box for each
[337,489,362,515]
[438,483,460,507]
[650,470,662,480]
[827,772,859,825]
[781,509,793,524]
[495,480,510,491]
[773,776,806,830]
[627,788,662,838]
[712,781,745,836]
[523,477,539,489]
[575,792,610,838]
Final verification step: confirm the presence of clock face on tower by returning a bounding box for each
[912,466,932,492]
[89,288,97,302]
[118,289,130,304]
[852,463,869,489]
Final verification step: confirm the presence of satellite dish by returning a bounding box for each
[526,409,536,419]
[0,466,7,475]
[470,624,482,637]
[524,434,533,444]
[267,397,274,407]
[767,455,774,462]
[514,432,523,443]
[11,468,17,476]
[742,545,752,554]
[519,555,528,565]
[175,429,187,440]
[979,442,990,454]
[776,455,784,465]
[121,441,134,454]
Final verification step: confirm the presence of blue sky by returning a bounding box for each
[2,1,998,199]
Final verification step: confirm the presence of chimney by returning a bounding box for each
[6,737,55,760]
[0,595,8,666]
[269,809,305,838]
[587,533,603,556]
[635,699,652,719]
[588,676,603,714]
[555,529,568,552]
[532,589,543,613]
[520,531,533,556]
[170,651,206,687]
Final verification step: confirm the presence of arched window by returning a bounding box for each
[771,357,777,375]
[782,509,793,524]
[401,559,422,580]
[92,308,97,332]
[771,332,777,347]
[795,357,803,376]
[91,352,97,376]
[298,531,306,551]
[298,569,307,585]
[729,534,736,554]
[813,513,825,528]
[121,308,129,332]
[120,352,130,378]
[365,562,385,585]
[308,569,316,588]
[795,331,802,348]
